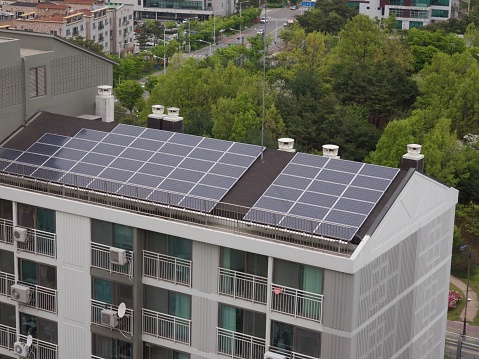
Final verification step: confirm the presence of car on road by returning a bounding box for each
[290,5,298,9]
[257,28,265,35]
[260,17,269,23]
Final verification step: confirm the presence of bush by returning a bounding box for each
[448,290,462,310]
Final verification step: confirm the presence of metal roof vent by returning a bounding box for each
[322,144,339,159]
[278,138,295,152]
[401,143,424,172]
[163,107,184,133]
[95,85,114,123]
[166,107,180,117]
[152,105,165,115]
[147,105,165,130]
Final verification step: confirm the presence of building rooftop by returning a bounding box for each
[0,111,413,254]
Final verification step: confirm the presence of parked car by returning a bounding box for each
[290,5,298,9]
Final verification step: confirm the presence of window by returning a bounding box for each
[91,219,133,250]
[92,334,132,359]
[274,259,323,294]
[15,11,24,18]
[0,199,12,220]
[92,277,133,307]
[0,250,14,274]
[0,302,15,327]
[29,66,46,98]
[144,285,190,319]
[17,204,55,233]
[19,259,56,289]
[271,321,320,358]
[431,0,449,5]
[389,8,404,16]
[80,24,84,31]
[144,344,189,359]
[431,9,448,17]
[145,231,191,260]
[410,9,428,18]
[129,14,132,19]
[66,29,71,36]
[409,21,424,28]
[219,304,265,338]
[20,313,58,344]
[50,30,57,35]
[105,18,108,24]
[220,248,267,277]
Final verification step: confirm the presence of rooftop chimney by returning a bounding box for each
[162,107,184,133]
[401,144,424,172]
[322,144,340,159]
[95,85,114,122]
[278,138,296,152]
[147,105,165,130]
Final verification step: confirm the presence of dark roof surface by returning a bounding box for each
[8,2,39,7]
[3,111,117,151]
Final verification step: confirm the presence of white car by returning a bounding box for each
[257,29,265,35]
[260,17,268,23]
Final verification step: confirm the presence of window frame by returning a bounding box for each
[29,66,46,98]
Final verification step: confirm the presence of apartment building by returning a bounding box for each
[351,0,456,29]
[105,2,134,56]
[0,30,116,144]
[0,95,458,359]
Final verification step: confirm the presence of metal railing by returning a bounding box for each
[445,331,479,357]
[0,161,357,256]
[17,281,57,314]
[91,299,134,335]
[0,270,14,298]
[218,268,267,304]
[0,324,15,351]
[217,327,265,359]
[19,335,58,359]
[270,284,323,322]
[269,346,319,359]
[0,218,13,244]
[142,308,191,345]
[91,356,107,359]
[91,242,133,277]
[16,227,56,258]
[143,250,191,286]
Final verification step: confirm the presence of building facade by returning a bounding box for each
[0,30,115,144]
[0,106,458,359]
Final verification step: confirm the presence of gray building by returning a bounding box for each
[0,29,116,144]
[0,106,458,359]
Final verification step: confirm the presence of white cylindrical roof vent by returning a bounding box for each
[97,85,112,96]
[278,138,295,152]
[322,144,339,159]
[167,107,180,117]
[406,144,422,157]
[152,105,164,115]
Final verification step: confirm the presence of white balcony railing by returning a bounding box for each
[91,242,133,277]
[142,308,191,345]
[143,250,191,287]
[0,324,15,351]
[16,228,56,258]
[0,271,14,298]
[0,218,13,245]
[19,335,58,359]
[17,281,58,314]
[91,299,133,335]
[270,284,323,322]
[269,346,319,359]
[92,356,107,359]
[217,327,265,359]
[218,268,268,304]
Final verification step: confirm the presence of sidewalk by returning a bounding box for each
[451,275,478,323]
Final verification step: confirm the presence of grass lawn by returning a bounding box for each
[448,283,466,321]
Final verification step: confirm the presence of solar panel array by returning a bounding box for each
[244,152,400,241]
[0,124,264,212]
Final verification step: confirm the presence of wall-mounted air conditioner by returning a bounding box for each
[109,247,127,265]
[13,341,29,357]
[264,352,287,359]
[13,227,28,243]
[10,284,31,304]
[101,309,118,327]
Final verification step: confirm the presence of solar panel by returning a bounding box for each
[119,148,155,162]
[209,163,245,177]
[160,142,193,157]
[0,148,22,161]
[74,129,108,141]
[64,138,97,151]
[189,148,223,162]
[178,158,215,172]
[200,174,237,189]
[197,137,233,152]
[244,152,399,241]
[138,162,174,177]
[38,134,71,146]
[53,148,87,161]
[82,153,115,167]
[219,153,256,167]
[130,138,163,152]
[17,153,49,166]
[169,168,204,183]
[43,158,76,171]
[128,173,164,188]
[140,128,174,142]
[102,133,135,147]
[109,157,144,172]
[111,124,146,137]
[169,132,202,147]
[70,162,104,177]
[91,143,125,156]
[27,143,60,156]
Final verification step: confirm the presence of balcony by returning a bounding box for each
[143,250,191,287]
[0,218,13,244]
[91,243,133,277]
[19,335,58,359]
[91,299,133,335]
[99,23,105,29]
[0,324,15,351]
[270,284,323,322]
[269,346,318,359]
[16,228,56,258]
[0,271,14,298]
[142,308,190,345]
[217,327,265,359]
[218,268,267,304]
[17,281,58,314]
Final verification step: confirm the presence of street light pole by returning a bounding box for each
[163,26,167,75]
[261,2,266,162]
[457,241,473,359]
[239,1,249,45]
[213,9,224,44]
[198,39,212,55]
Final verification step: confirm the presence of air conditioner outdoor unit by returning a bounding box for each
[10,284,31,304]
[264,352,287,359]
[101,309,118,327]
[13,227,28,243]
[13,341,29,358]
[109,247,128,265]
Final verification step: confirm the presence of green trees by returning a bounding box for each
[115,80,144,113]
